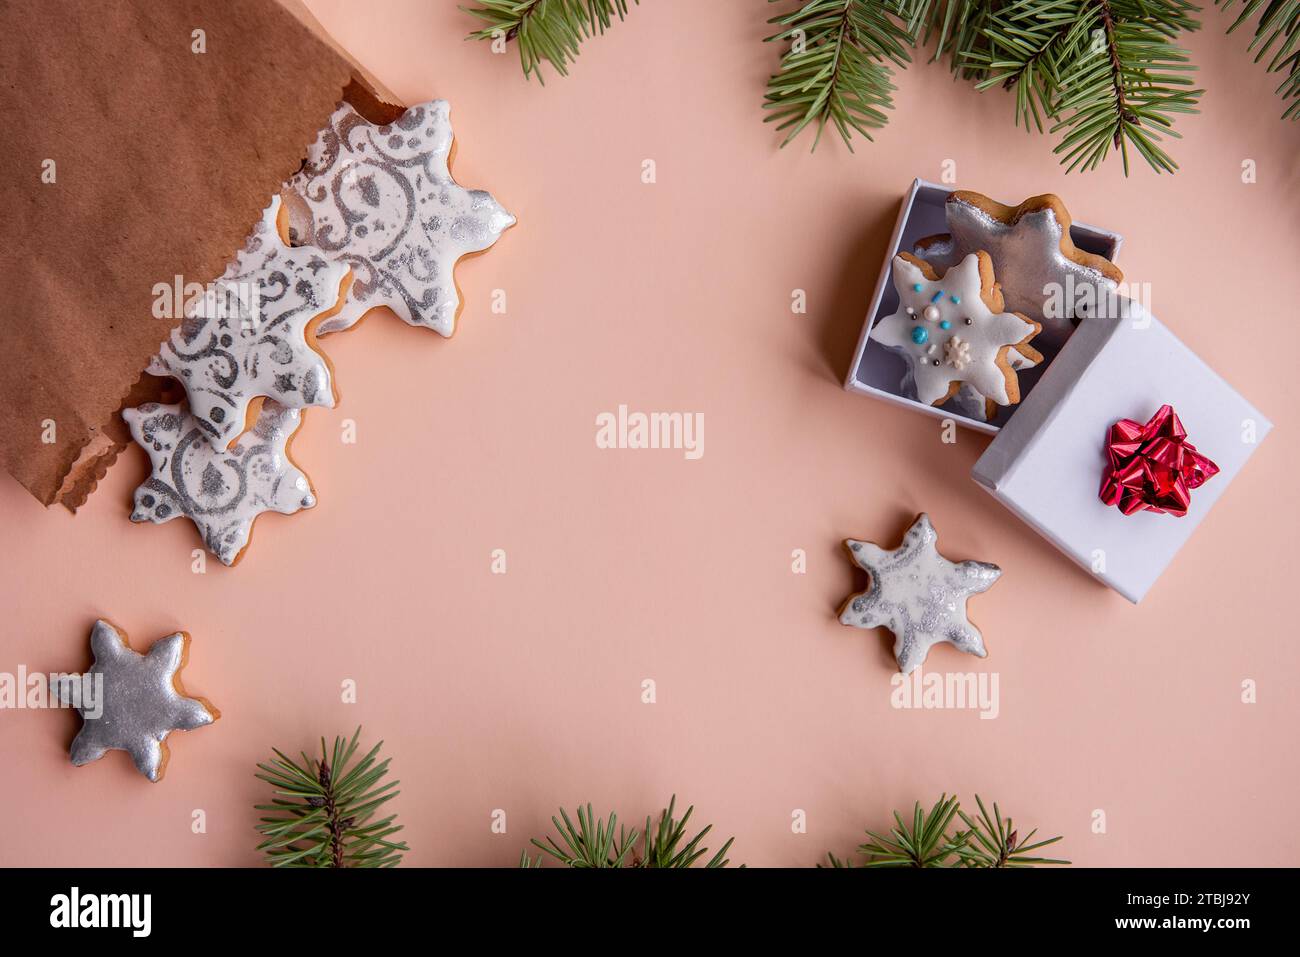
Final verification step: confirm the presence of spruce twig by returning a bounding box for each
[522,795,739,867]
[763,0,917,151]
[1218,0,1300,117]
[824,793,1069,867]
[953,794,1071,866]
[254,727,408,868]
[765,0,1205,173]
[463,0,637,83]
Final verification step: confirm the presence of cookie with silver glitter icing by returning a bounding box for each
[913,191,1122,351]
[838,514,1002,674]
[123,398,316,566]
[283,99,515,337]
[147,196,350,449]
[55,619,218,782]
[871,252,1041,409]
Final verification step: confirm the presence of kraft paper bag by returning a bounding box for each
[0,0,402,509]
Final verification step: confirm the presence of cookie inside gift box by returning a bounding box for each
[846,180,1122,433]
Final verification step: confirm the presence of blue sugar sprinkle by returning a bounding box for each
[930,291,944,303]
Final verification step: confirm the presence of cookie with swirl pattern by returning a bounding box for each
[122,399,316,566]
[147,197,350,449]
[283,100,515,337]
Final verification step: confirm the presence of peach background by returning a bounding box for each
[1,0,1297,867]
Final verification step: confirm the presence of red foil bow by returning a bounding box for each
[1099,405,1219,517]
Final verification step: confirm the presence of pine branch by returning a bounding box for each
[763,0,918,151]
[952,794,1071,866]
[896,0,1002,78]
[254,727,408,868]
[969,0,1204,174]
[963,0,1083,133]
[463,0,637,83]
[824,793,1069,868]
[861,793,969,867]
[529,802,638,867]
[523,796,740,867]
[638,794,737,868]
[1218,0,1300,117]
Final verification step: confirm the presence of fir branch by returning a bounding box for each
[860,793,969,867]
[763,0,918,151]
[824,793,1069,868]
[463,0,637,83]
[1218,0,1300,117]
[528,802,637,867]
[964,1,1083,133]
[638,794,737,868]
[522,796,739,867]
[896,0,1002,78]
[968,0,1204,174]
[254,727,408,868]
[953,794,1071,866]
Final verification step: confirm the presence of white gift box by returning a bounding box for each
[845,178,1123,433]
[846,179,1272,602]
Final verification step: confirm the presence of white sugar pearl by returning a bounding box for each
[923,304,941,322]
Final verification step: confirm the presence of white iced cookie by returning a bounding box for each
[839,514,1002,674]
[945,345,1043,423]
[122,399,316,566]
[284,99,516,337]
[870,252,1041,408]
[148,197,349,448]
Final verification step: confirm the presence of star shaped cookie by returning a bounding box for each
[148,196,349,448]
[122,399,316,566]
[55,620,218,782]
[871,252,1041,408]
[284,99,515,337]
[838,514,1002,674]
[913,191,1122,350]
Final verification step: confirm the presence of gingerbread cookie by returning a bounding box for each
[914,191,1122,350]
[838,514,1002,674]
[122,399,315,566]
[55,619,218,782]
[284,99,515,337]
[871,252,1041,409]
[148,197,350,448]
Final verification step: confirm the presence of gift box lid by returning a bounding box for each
[971,306,1272,603]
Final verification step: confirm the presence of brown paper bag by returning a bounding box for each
[0,0,403,509]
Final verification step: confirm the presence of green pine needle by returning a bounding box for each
[953,794,1072,866]
[523,795,740,867]
[897,0,1001,78]
[763,0,917,151]
[824,793,1069,868]
[1218,0,1300,118]
[965,0,1205,174]
[254,727,408,868]
[766,0,1206,173]
[463,0,637,84]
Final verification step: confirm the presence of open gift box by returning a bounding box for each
[845,179,1272,603]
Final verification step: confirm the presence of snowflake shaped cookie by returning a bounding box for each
[55,619,218,782]
[148,196,348,448]
[122,399,316,566]
[913,191,1122,350]
[839,514,1002,674]
[872,252,1040,408]
[284,99,515,337]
